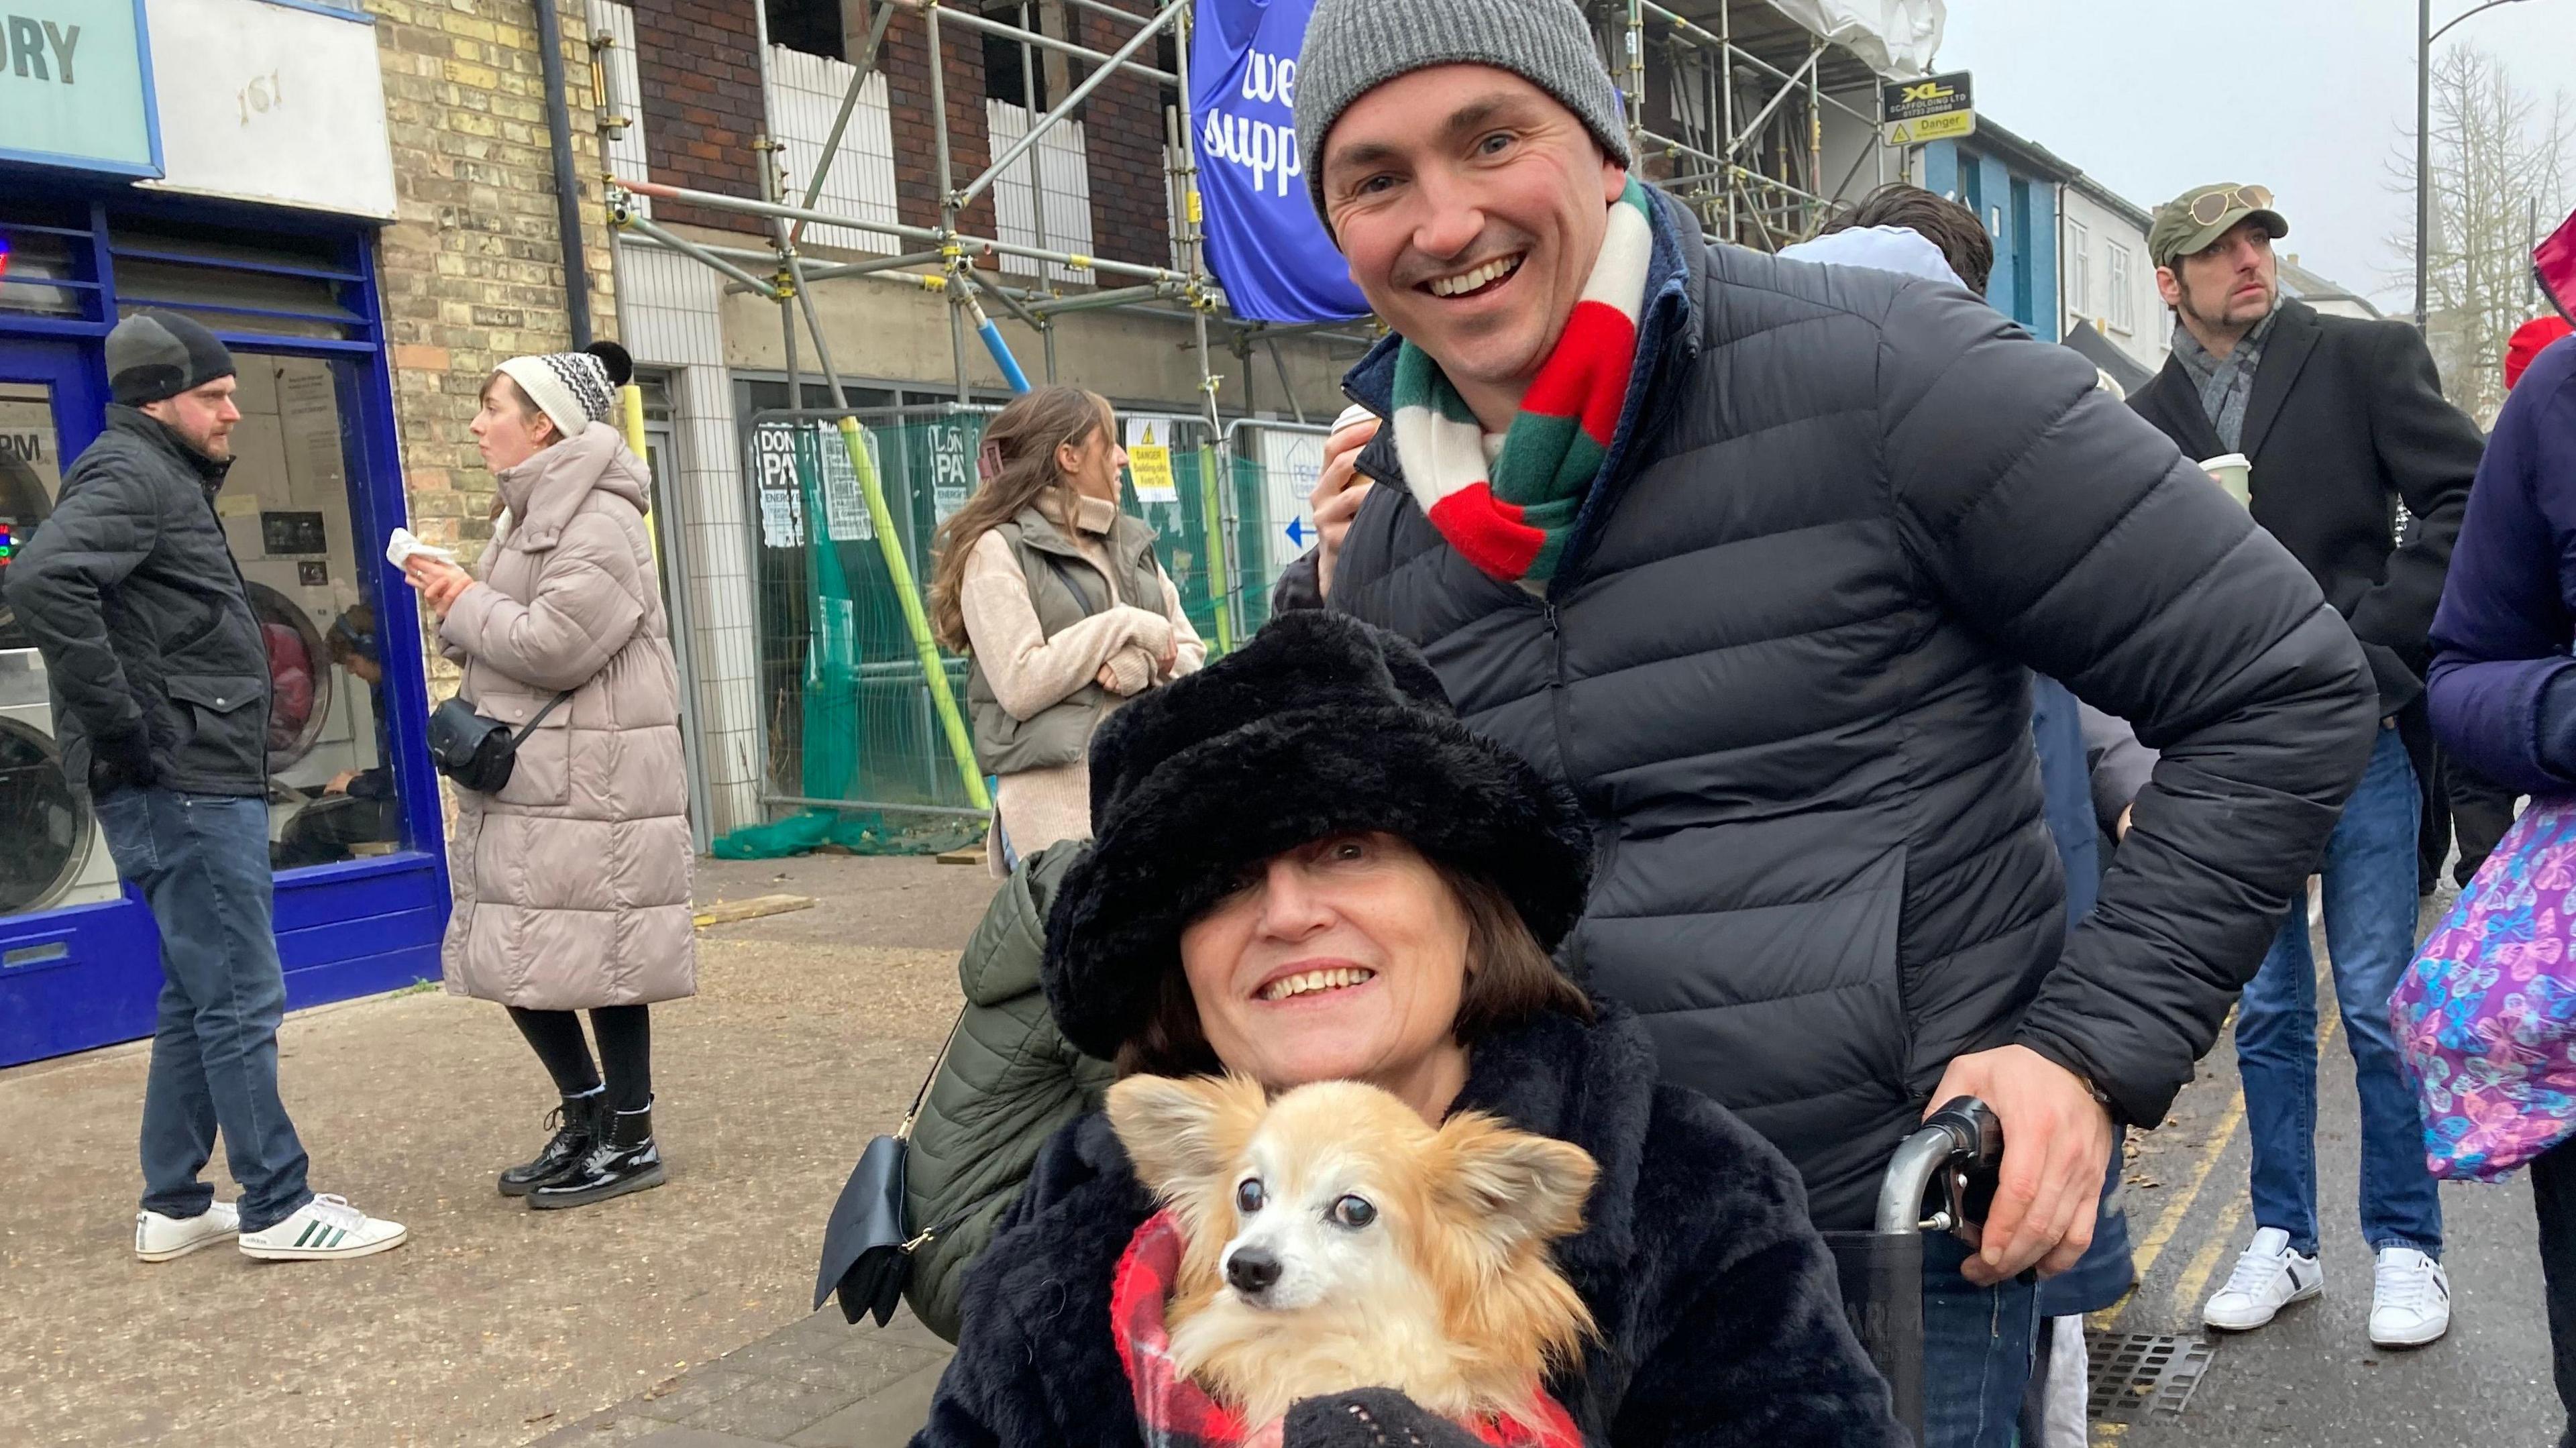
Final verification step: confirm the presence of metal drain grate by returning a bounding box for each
[2086,1331,2215,1423]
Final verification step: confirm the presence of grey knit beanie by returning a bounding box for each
[1294,0,1630,221]
[106,311,235,406]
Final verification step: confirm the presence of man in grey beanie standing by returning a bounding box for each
[5,312,405,1263]
[1275,0,2380,1440]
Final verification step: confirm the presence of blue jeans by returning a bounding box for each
[1921,1231,2043,1448]
[2236,726,2441,1260]
[95,789,313,1234]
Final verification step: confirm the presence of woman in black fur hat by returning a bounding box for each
[910,611,1905,1448]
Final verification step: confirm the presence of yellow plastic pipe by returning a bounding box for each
[618,385,657,568]
[619,382,649,460]
[835,416,993,812]
[1197,443,1232,655]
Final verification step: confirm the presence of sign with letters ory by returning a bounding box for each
[0,0,162,176]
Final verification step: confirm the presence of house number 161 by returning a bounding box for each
[239,70,283,125]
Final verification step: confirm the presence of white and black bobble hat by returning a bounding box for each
[496,341,634,439]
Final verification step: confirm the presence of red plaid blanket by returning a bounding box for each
[1108,1211,1582,1448]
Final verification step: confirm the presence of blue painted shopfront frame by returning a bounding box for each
[0,183,446,1067]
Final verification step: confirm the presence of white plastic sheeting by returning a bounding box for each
[1760,0,1945,78]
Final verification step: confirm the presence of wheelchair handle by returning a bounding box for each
[1872,1096,2004,1237]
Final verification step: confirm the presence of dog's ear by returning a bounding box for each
[1106,1074,1263,1201]
[1430,1114,1599,1247]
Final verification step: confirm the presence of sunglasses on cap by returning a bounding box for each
[2190,184,2275,228]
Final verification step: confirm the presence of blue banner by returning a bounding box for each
[1191,0,1368,323]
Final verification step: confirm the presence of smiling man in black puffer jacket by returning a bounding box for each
[1263,0,2377,1438]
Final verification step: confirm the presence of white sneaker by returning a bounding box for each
[237,1194,407,1262]
[2369,1247,2451,1347]
[135,1201,239,1262]
[2203,1227,2323,1331]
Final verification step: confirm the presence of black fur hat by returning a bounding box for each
[1040,610,1595,1061]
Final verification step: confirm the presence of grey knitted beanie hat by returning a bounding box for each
[107,311,236,407]
[1293,0,1631,221]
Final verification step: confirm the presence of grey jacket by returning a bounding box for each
[439,424,696,1011]
[965,504,1167,776]
[902,842,1114,1340]
[1312,192,2378,1227]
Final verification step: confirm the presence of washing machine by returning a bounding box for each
[217,357,378,814]
[0,648,122,914]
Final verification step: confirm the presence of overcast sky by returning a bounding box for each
[1929,0,2575,313]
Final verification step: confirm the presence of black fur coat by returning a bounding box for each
[908,1006,1907,1448]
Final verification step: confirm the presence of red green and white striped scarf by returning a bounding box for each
[1391,178,1657,589]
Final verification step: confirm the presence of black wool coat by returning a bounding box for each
[2129,298,2484,717]
[908,1006,1909,1448]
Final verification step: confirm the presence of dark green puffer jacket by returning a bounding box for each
[903,842,1115,1341]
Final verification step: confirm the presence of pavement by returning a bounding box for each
[2101,885,2562,1448]
[11,852,2572,1447]
[0,852,998,1448]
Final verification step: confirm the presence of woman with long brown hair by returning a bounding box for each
[928,386,1202,872]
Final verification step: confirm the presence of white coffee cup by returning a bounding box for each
[2200,452,2252,508]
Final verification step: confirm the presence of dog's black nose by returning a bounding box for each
[1226,1247,1281,1296]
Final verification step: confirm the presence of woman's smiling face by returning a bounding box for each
[1177,832,1470,1104]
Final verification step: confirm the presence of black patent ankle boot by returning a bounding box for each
[528,1101,665,1209]
[500,1093,604,1197]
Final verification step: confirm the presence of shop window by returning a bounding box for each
[0,382,100,918]
[222,355,408,873]
[0,228,87,321]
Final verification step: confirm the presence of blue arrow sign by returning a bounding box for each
[1283,516,1307,547]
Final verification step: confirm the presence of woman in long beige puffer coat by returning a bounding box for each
[403,342,693,1211]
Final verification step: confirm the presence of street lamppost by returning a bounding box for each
[2417,0,2537,331]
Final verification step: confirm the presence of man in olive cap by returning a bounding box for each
[2130,184,2481,1350]
[4,311,406,1264]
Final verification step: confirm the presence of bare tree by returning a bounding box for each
[2394,45,2573,427]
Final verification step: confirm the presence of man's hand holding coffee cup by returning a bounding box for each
[1313,406,1381,599]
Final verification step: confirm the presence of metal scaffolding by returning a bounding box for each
[590,0,1908,816]
[598,0,1904,427]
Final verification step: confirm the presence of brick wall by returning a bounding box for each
[880,6,999,255]
[1070,0,1171,269]
[629,0,769,235]
[368,0,619,583]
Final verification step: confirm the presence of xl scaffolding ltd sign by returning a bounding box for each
[1881,71,1973,147]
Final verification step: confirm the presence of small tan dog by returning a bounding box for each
[1106,1074,1599,1437]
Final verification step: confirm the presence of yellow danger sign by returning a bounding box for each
[1884,111,1976,146]
[1126,420,1179,504]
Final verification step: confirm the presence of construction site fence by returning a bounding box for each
[739,403,1334,830]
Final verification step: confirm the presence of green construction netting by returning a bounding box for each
[712,410,1324,860]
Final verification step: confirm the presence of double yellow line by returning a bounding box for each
[2084,966,2347,1443]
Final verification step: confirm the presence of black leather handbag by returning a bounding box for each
[427,691,571,793]
[814,1016,963,1326]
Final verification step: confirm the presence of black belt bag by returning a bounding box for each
[428,691,572,793]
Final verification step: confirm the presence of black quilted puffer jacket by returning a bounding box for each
[1303,188,2379,1229]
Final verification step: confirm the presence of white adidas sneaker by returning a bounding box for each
[2369,1247,2452,1347]
[2203,1226,2323,1331]
[135,1201,240,1262]
[237,1194,408,1262]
